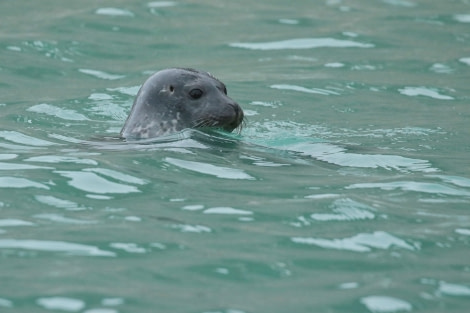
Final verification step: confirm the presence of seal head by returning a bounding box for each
[120,68,244,139]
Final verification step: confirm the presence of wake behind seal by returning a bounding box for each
[120,68,244,139]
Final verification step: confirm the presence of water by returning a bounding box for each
[1,1,470,312]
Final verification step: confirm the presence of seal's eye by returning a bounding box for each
[169,85,175,92]
[189,88,203,100]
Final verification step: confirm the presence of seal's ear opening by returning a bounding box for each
[169,85,175,93]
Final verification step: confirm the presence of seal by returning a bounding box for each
[120,68,244,139]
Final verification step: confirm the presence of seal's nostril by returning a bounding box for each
[228,102,244,125]
[228,102,241,115]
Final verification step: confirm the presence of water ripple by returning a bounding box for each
[285,142,436,172]
[0,177,49,189]
[147,1,177,8]
[35,195,89,211]
[460,57,470,66]
[203,207,253,215]
[292,231,416,252]
[438,281,470,296]
[398,86,454,100]
[360,295,412,313]
[109,243,147,254]
[27,103,90,121]
[0,154,17,160]
[0,162,52,170]
[34,214,97,225]
[270,84,340,95]
[0,131,59,146]
[37,297,85,312]
[171,224,212,233]
[55,170,141,194]
[78,69,125,80]
[454,14,470,23]
[95,8,134,17]
[0,298,12,308]
[347,181,470,197]
[380,0,416,7]
[107,86,140,96]
[25,155,98,165]
[0,219,34,227]
[0,239,115,257]
[165,157,255,180]
[430,175,470,188]
[309,198,375,221]
[84,168,147,185]
[229,38,374,50]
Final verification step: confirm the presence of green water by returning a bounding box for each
[1,1,470,312]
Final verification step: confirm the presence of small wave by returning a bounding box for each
[459,57,470,66]
[0,162,52,170]
[165,157,255,180]
[360,295,412,313]
[438,281,470,296]
[0,130,59,146]
[25,155,98,165]
[0,219,34,227]
[147,1,177,8]
[454,14,470,23]
[79,69,125,80]
[0,177,49,189]
[292,231,416,252]
[286,142,437,172]
[107,86,141,96]
[34,214,97,225]
[171,224,212,233]
[0,239,115,257]
[95,8,134,17]
[398,86,454,100]
[309,198,375,221]
[380,0,416,7]
[55,170,142,194]
[37,297,85,312]
[431,175,470,188]
[28,103,90,121]
[109,243,147,253]
[347,181,470,197]
[203,207,253,215]
[229,37,374,50]
[35,195,89,211]
[271,84,340,95]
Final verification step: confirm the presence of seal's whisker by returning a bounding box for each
[235,116,246,134]
[192,118,211,128]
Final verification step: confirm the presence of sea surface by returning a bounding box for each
[1,1,470,312]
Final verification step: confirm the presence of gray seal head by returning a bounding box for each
[120,68,244,139]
